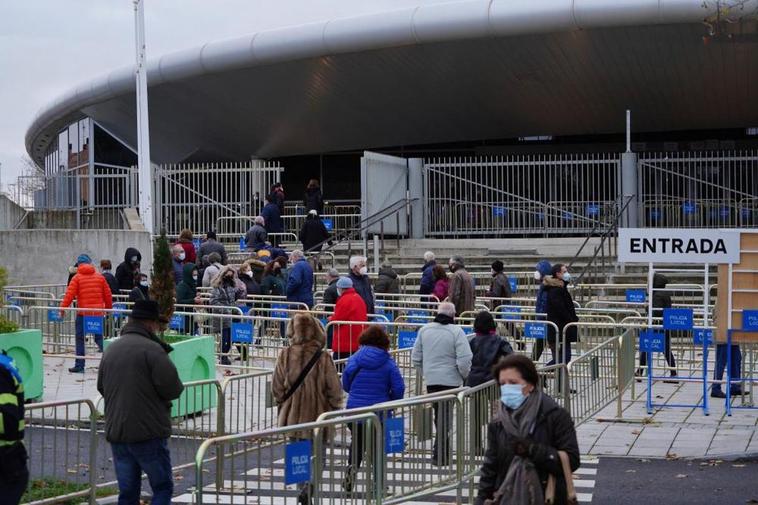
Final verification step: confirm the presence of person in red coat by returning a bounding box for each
[329,277,368,361]
[61,254,113,373]
[178,229,197,265]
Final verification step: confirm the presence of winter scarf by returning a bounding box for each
[433,313,455,325]
[490,390,544,505]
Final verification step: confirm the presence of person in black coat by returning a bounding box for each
[128,273,151,303]
[638,273,677,379]
[544,264,578,366]
[475,355,580,505]
[115,247,142,292]
[303,179,324,215]
[299,210,330,252]
[322,269,341,306]
[100,260,120,297]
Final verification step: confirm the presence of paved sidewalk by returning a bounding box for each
[578,377,758,459]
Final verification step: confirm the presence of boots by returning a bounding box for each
[341,465,356,493]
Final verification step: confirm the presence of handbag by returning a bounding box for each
[278,349,323,405]
[485,450,577,505]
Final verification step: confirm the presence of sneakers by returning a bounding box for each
[341,465,356,493]
[68,366,84,373]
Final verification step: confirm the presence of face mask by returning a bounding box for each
[178,252,186,261]
[336,289,343,297]
[192,275,198,282]
[140,280,149,288]
[562,272,571,283]
[359,266,368,276]
[500,383,527,410]
[533,270,541,281]
[244,271,253,278]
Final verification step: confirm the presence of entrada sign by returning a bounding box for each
[618,228,741,264]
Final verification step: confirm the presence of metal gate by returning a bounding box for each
[423,154,621,238]
[360,151,409,235]
[639,151,758,229]
[152,160,282,236]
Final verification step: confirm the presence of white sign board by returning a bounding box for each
[618,228,741,264]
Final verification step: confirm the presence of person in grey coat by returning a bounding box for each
[375,263,400,294]
[411,302,473,466]
[97,300,184,505]
[245,216,268,251]
[198,230,228,265]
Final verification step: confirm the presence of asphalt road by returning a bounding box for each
[593,456,758,505]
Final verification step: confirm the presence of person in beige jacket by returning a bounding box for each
[272,312,343,505]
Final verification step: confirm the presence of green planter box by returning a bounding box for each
[104,334,216,418]
[0,329,44,401]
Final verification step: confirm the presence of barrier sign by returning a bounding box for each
[385,417,405,454]
[407,311,426,324]
[192,238,201,251]
[682,201,697,215]
[239,236,246,250]
[743,310,758,331]
[586,203,600,217]
[508,276,518,293]
[169,314,185,331]
[83,316,104,335]
[693,329,713,346]
[322,218,333,231]
[284,440,311,485]
[640,330,665,353]
[113,303,127,320]
[398,330,417,349]
[238,304,251,315]
[625,289,646,303]
[649,209,661,221]
[231,323,254,343]
[48,309,63,322]
[500,306,521,321]
[375,304,394,322]
[524,322,546,340]
[663,308,694,331]
[493,206,506,217]
[272,304,288,319]
[618,228,741,264]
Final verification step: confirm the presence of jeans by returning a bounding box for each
[111,438,173,505]
[0,443,29,505]
[713,344,742,392]
[74,315,103,370]
[347,423,366,470]
[427,385,456,464]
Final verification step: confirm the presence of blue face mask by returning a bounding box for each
[500,383,527,410]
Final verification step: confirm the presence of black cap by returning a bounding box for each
[131,300,160,321]
[491,260,504,272]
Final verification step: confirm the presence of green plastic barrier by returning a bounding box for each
[0,329,44,401]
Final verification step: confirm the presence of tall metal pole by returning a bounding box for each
[134,0,154,233]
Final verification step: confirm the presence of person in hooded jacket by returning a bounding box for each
[244,257,267,285]
[60,254,113,373]
[531,260,552,362]
[303,179,324,215]
[238,262,261,296]
[486,260,513,301]
[129,273,151,303]
[176,263,201,334]
[116,247,142,292]
[202,252,224,288]
[375,263,400,294]
[466,311,514,454]
[638,273,677,380]
[544,264,578,366]
[475,354,579,505]
[340,326,405,492]
[260,260,286,296]
[299,210,330,253]
[272,312,342,505]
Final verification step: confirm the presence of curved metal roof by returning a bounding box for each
[26,0,758,164]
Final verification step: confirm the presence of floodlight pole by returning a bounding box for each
[134,0,154,233]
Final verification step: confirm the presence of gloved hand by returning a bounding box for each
[510,436,533,457]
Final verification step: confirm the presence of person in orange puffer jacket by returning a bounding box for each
[60,254,113,373]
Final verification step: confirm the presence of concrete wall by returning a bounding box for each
[0,230,153,285]
[0,195,26,230]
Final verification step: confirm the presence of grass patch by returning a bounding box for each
[23,479,117,504]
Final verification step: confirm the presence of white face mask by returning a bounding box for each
[359,266,368,276]
[533,270,541,281]
[192,275,198,282]
[178,252,186,261]
[562,272,572,283]
[244,271,253,278]
[140,280,149,288]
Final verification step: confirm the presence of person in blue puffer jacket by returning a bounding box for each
[341,326,405,493]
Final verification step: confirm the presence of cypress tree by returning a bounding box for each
[149,231,175,335]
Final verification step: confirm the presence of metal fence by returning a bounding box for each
[639,151,758,228]
[424,154,621,237]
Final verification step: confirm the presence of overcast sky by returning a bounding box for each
[0,0,449,194]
